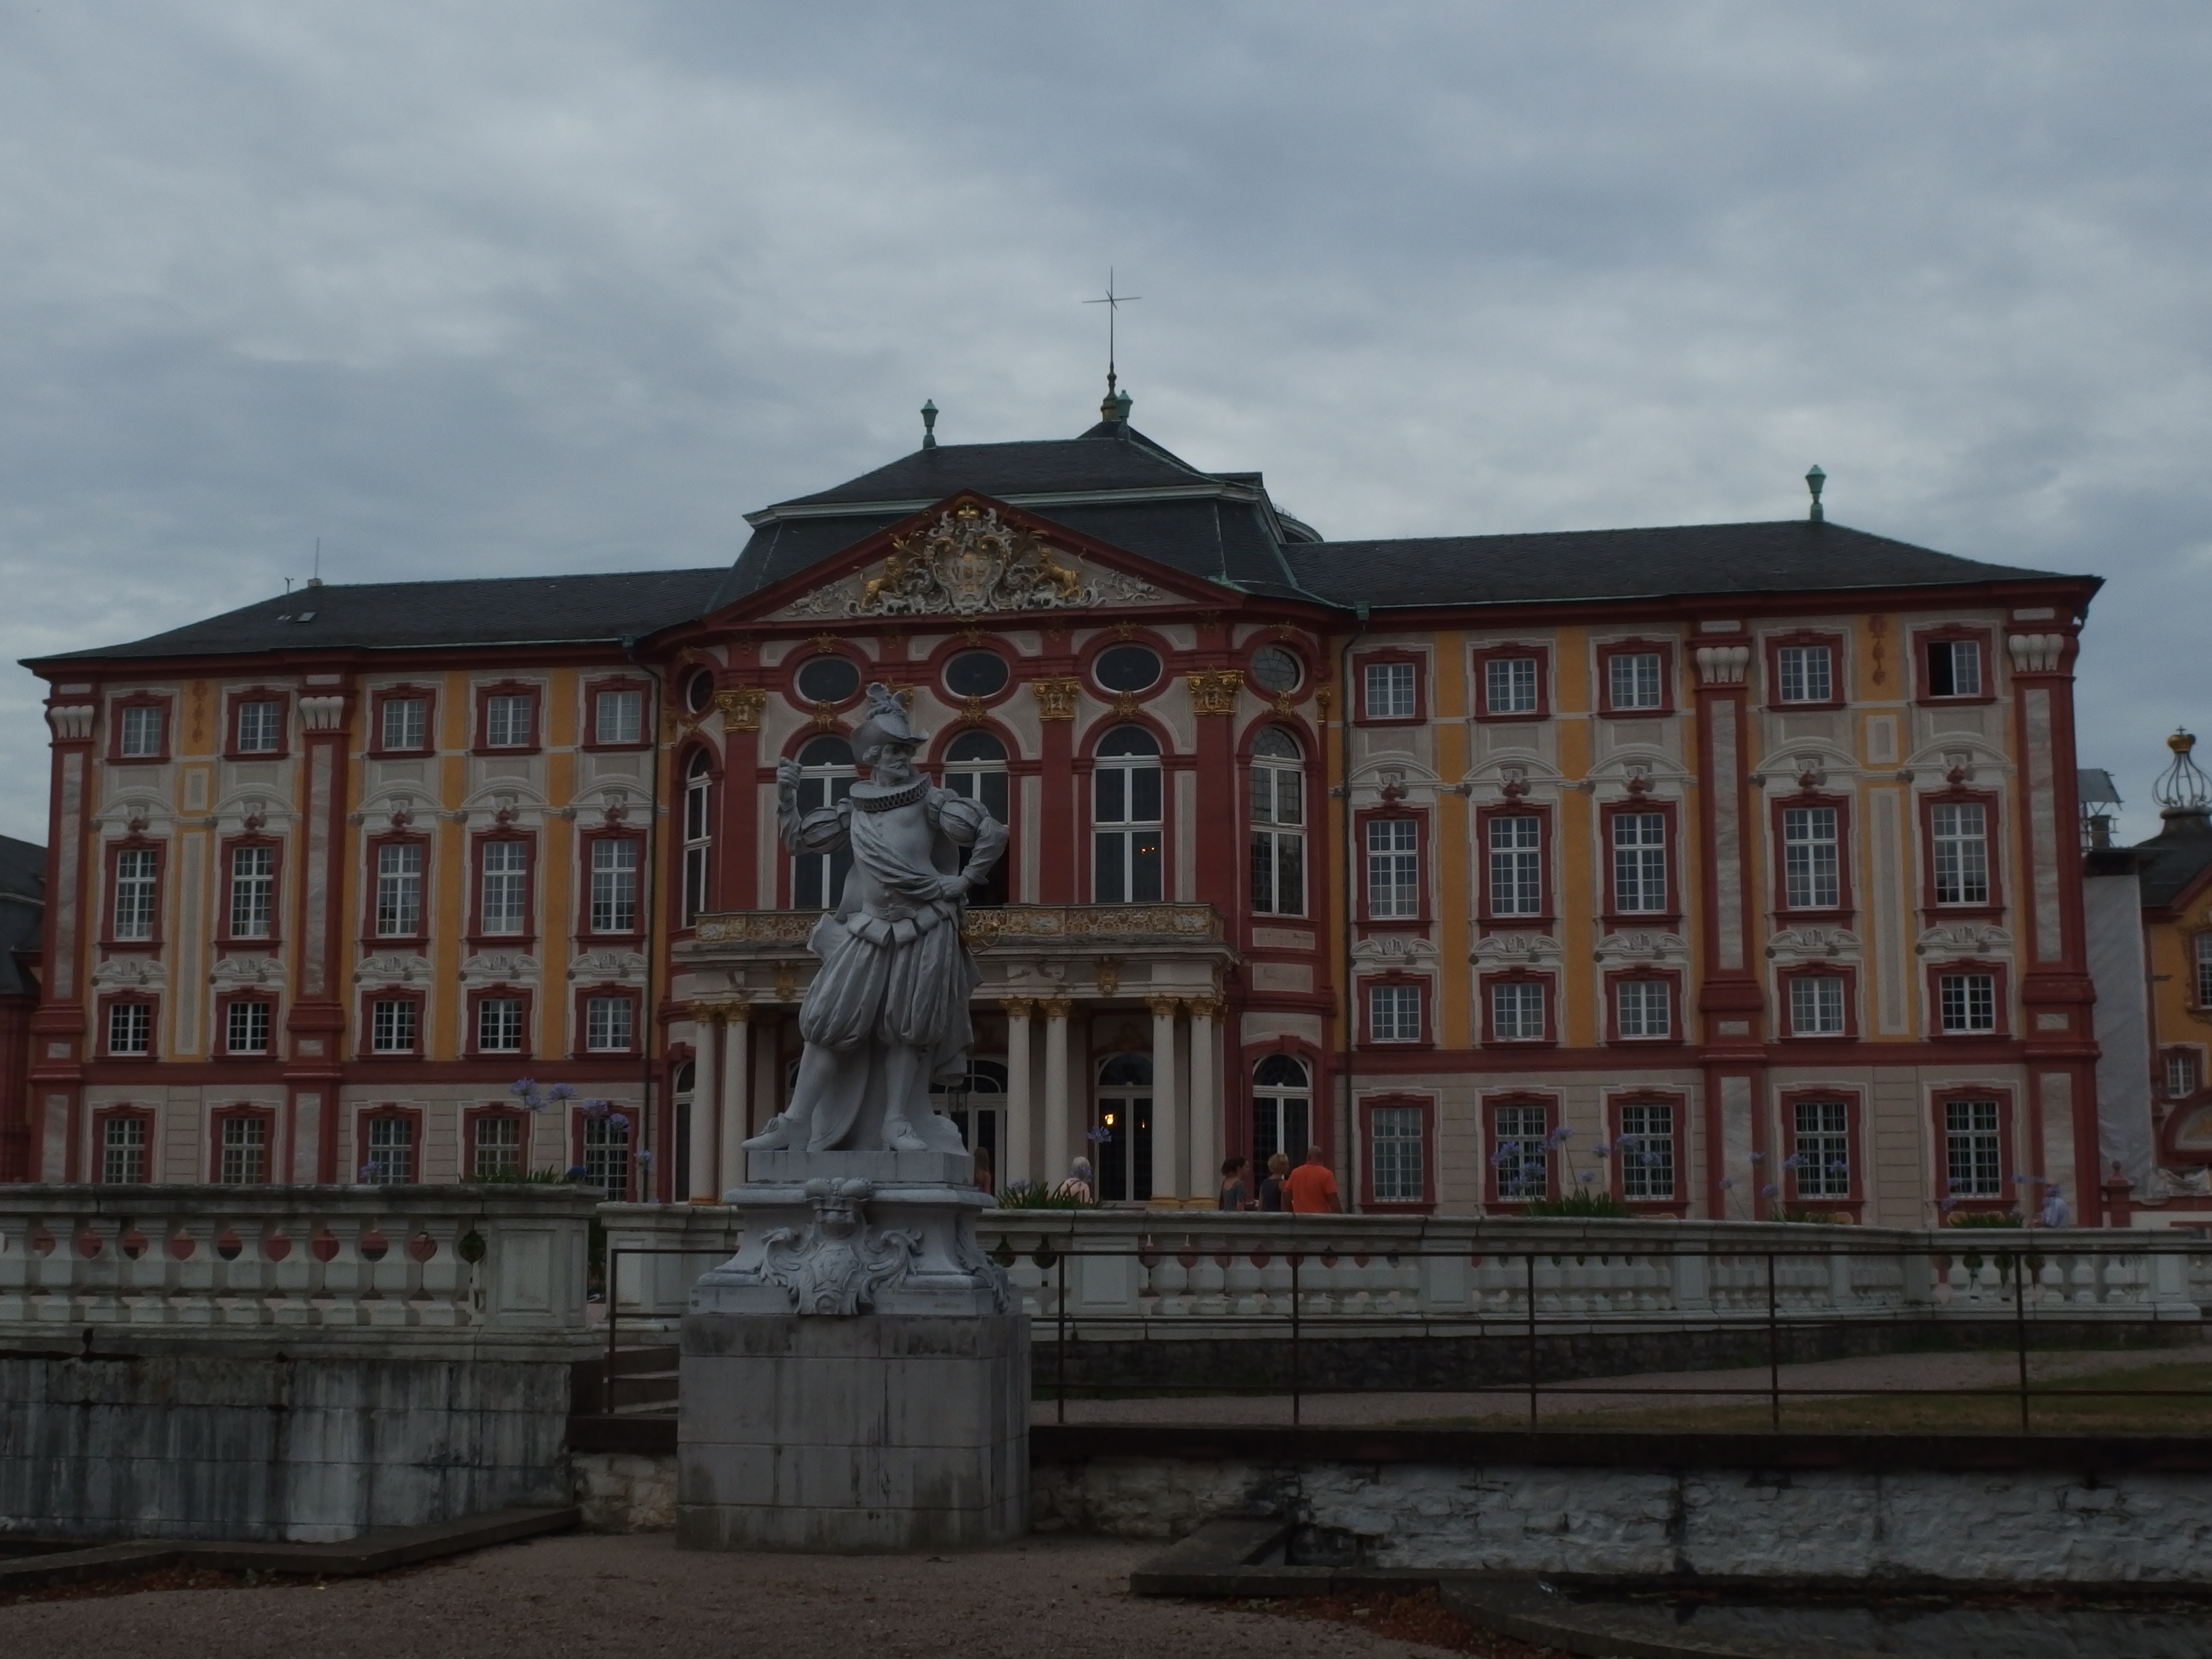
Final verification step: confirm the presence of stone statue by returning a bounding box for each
[744,683,1008,1155]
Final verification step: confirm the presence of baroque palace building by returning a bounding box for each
[13,388,2123,1223]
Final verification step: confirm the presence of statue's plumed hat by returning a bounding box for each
[851,683,928,755]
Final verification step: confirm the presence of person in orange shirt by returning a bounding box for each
[1283,1144,1341,1214]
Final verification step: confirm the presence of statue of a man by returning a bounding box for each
[745,684,1009,1155]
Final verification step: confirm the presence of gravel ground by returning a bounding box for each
[0,1532,1464,1659]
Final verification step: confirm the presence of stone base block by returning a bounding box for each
[677,1311,1029,1553]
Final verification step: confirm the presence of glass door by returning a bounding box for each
[1093,1052,1154,1202]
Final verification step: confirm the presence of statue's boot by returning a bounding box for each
[880,1117,931,1153]
[743,1114,804,1151]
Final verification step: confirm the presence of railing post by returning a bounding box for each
[1055,1247,1068,1427]
[605,1246,621,1414]
[2014,1245,2030,1434]
[1525,1252,1539,1429]
[1290,1252,1302,1428]
[1766,1251,1780,1432]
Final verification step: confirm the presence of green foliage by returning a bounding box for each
[1520,1189,1636,1219]
[467,1166,584,1184]
[1946,1210,2026,1228]
[993,1181,1099,1210]
[1773,1204,1852,1225]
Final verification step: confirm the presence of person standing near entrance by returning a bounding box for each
[1284,1144,1341,1214]
[1217,1157,1252,1211]
[1257,1152,1291,1212]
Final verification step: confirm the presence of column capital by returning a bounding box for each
[1185,993,1224,1022]
[997,996,1037,1018]
[1146,994,1183,1019]
[1041,996,1074,1019]
[688,997,748,1024]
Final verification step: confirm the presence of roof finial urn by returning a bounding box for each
[920,399,939,451]
[1806,464,1826,522]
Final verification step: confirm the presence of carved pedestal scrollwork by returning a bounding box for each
[757,1178,922,1316]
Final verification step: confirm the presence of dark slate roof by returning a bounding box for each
[37,569,728,664]
[775,424,1222,507]
[2135,812,2212,910]
[0,834,44,1000]
[1285,521,2075,609]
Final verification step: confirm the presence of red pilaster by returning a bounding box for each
[284,685,353,1181]
[29,692,96,1181]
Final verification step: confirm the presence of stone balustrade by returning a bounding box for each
[599,1201,743,1333]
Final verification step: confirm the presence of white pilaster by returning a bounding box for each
[1187,996,1219,1206]
[1043,997,1071,1186]
[1001,997,1034,1188]
[1149,995,1181,1201]
[687,1006,721,1203]
[716,1008,751,1198]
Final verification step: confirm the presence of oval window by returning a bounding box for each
[795,655,860,704]
[684,669,715,714]
[944,649,1009,698]
[1095,643,1162,693]
[1251,646,1302,692]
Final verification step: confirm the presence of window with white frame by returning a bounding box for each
[474,1115,523,1180]
[1938,971,1997,1034]
[2198,934,2212,1007]
[1093,727,1163,903]
[1789,974,1846,1036]
[235,698,282,753]
[484,691,533,748]
[380,695,428,751]
[108,1001,152,1056]
[1616,977,1671,1039]
[585,995,634,1053]
[1487,816,1542,915]
[1365,818,1420,918]
[594,687,643,745]
[118,703,163,758]
[583,1111,630,1198]
[102,1116,147,1183]
[476,996,525,1054]
[1369,1104,1425,1203]
[225,999,271,1056]
[1925,638,1982,697]
[2168,1051,2200,1100]
[1607,651,1663,710]
[375,842,423,937]
[1485,656,1539,715]
[1776,644,1832,704]
[1492,1102,1549,1200]
[1792,1099,1852,1198]
[479,840,528,935]
[1249,728,1306,916]
[113,847,157,940]
[940,729,1010,908]
[1367,982,1423,1042]
[1782,806,1840,908]
[589,838,639,933]
[219,1116,268,1185]
[1944,1097,2003,1196]
[792,735,859,909]
[369,997,417,1055]
[1612,811,1667,912]
[1617,1101,1676,1200]
[682,750,713,923]
[365,1116,414,1184]
[1251,1054,1311,1170]
[1930,802,1990,905]
[1364,660,1417,720]
[1490,979,1546,1041]
[228,845,274,938]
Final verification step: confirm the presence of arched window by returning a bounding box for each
[681,751,712,924]
[792,735,856,909]
[1093,726,1162,903]
[1252,1053,1311,1170]
[940,730,1010,907]
[1094,1051,1154,1202]
[1249,727,1306,916]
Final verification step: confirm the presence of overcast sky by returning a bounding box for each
[2,2,2207,842]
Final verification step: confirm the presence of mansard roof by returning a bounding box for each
[2135,811,2212,911]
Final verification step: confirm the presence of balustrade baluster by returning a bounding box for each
[415,1214,464,1328]
[320,1213,367,1326]
[79,1216,124,1323]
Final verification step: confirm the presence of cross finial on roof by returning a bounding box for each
[1084,268,1141,421]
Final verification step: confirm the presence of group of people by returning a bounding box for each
[1217,1145,1341,1213]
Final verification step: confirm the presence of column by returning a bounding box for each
[687,1005,721,1203]
[716,1006,751,1198]
[1187,996,1220,1208]
[1000,997,1034,1189]
[1042,997,1072,1185]
[1148,995,1181,1201]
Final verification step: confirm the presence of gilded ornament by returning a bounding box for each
[716,687,767,733]
[1031,677,1080,721]
[1186,670,1243,716]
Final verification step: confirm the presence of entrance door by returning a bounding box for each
[933,1060,1007,1182]
[1093,1052,1154,1203]
[1251,1053,1311,1171]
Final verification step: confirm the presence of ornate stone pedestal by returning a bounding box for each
[676,1149,1030,1552]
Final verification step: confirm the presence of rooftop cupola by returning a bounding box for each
[2153,729,2212,833]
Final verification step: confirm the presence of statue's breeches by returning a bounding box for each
[799,909,975,1052]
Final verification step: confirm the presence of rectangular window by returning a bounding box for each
[107,1001,152,1056]
[1789,974,1846,1036]
[1782,806,1840,908]
[590,839,639,933]
[584,1111,630,1199]
[1367,983,1422,1042]
[1792,1099,1852,1199]
[1493,1103,1548,1200]
[366,1116,414,1185]
[1939,971,1997,1034]
[235,698,282,753]
[1611,811,1667,913]
[1370,1105,1425,1204]
[1944,1097,2003,1197]
[119,704,163,758]
[585,995,634,1053]
[1777,645,1833,704]
[1931,802,1990,905]
[113,847,157,940]
[1092,756,1163,905]
[219,1116,268,1185]
[1487,816,1542,916]
[2168,1052,2199,1099]
[1485,656,1539,715]
[1926,638,1983,697]
[2198,935,2212,1008]
[380,696,428,751]
[1491,979,1546,1041]
[479,841,528,935]
[1365,818,1420,918]
[1617,1102,1676,1200]
[1364,660,1417,720]
[474,1115,523,1180]
[1616,977,1671,1039]
[1248,761,1306,916]
[594,687,643,745]
[225,999,271,1056]
[477,996,525,1053]
[102,1117,147,1183]
[375,842,423,937]
[228,845,275,938]
[1607,651,1663,710]
[370,997,418,1055]
[484,692,533,748]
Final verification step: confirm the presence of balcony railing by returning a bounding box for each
[686,901,1229,953]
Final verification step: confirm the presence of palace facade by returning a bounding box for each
[13,390,2121,1221]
